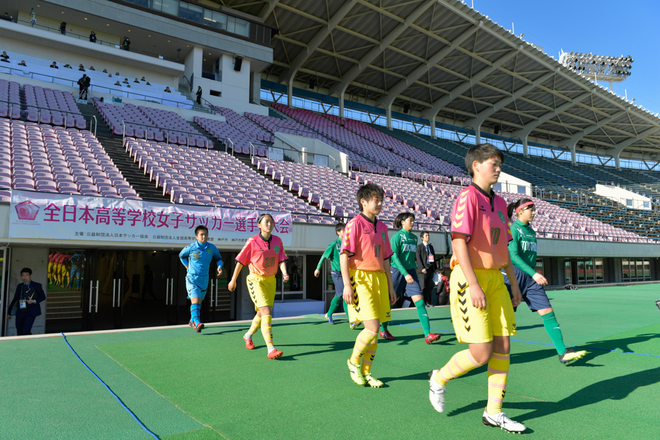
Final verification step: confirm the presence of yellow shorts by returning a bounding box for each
[348,269,391,324]
[48,262,53,274]
[450,265,516,344]
[247,274,277,311]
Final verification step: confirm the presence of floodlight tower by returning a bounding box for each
[559,50,633,93]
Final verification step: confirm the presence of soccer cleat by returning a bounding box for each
[325,313,335,325]
[267,349,283,359]
[380,330,395,340]
[558,348,586,365]
[194,322,204,333]
[347,359,366,386]
[364,373,383,388]
[243,336,255,350]
[349,321,361,330]
[188,321,194,328]
[482,411,526,433]
[429,370,446,413]
[425,333,441,344]
[655,300,660,310]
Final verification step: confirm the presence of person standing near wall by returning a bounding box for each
[7,268,46,336]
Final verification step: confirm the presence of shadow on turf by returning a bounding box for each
[508,333,660,367]
[446,366,660,424]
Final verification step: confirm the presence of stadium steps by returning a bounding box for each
[45,290,83,320]
[80,104,171,202]
[267,105,292,120]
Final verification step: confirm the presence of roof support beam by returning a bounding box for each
[421,48,520,120]
[375,25,479,108]
[277,0,358,84]
[328,0,437,97]
[612,127,660,168]
[259,0,280,20]
[512,91,592,140]
[561,109,627,148]
[465,70,556,130]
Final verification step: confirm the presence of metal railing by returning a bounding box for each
[180,75,215,115]
[0,65,195,110]
[121,120,211,149]
[15,19,178,62]
[0,98,97,136]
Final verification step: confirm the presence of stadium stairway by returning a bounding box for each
[79,102,171,202]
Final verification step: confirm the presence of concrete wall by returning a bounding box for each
[30,0,273,66]
[595,184,651,210]
[495,171,531,196]
[4,247,49,336]
[0,22,183,83]
[273,133,349,173]
[197,54,267,116]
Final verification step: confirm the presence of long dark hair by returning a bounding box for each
[507,198,533,220]
[393,212,414,229]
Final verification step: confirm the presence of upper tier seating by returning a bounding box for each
[124,138,326,223]
[0,119,138,200]
[0,79,21,119]
[271,103,443,175]
[24,84,86,129]
[0,50,192,108]
[324,113,464,177]
[93,98,209,147]
[247,109,387,174]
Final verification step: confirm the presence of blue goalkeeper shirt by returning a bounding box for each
[180,241,223,289]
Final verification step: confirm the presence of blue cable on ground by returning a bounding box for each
[61,332,159,439]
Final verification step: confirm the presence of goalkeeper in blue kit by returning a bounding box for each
[180,225,223,332]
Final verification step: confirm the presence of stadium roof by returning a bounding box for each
[221,0,660,163]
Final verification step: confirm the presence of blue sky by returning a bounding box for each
[473,0,660,114]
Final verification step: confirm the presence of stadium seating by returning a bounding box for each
[0,50,193,109]
[124,138,324,223]
[0,119,138,199]
[271,103,451,176]
[194,106,270,156]
[92,98,209,146]
[254,157,440,229]
[0,79,21,119]
[247,108,388,174]
[23,84,87,129]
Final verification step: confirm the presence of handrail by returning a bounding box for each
[182,75,216,114]
[121,119,211,149]
[0,65,198,110]
[15,19,179,62]
[0,98,98,133]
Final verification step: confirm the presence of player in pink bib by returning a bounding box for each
[229,213,289,359]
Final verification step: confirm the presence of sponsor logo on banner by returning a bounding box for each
[8,191,293,246]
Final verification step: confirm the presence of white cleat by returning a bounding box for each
[429,370,446,413]
[482,411,526,433]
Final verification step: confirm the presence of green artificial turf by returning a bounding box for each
[2,285,659,439]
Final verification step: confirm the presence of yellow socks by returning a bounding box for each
[361,341,378,375]
[245,314,261,339]
[260,314,274,351]
[436,349,482,386]
[350,328,378,365]
[486,352,510,415]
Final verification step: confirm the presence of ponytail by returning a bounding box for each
[507,198,533,220]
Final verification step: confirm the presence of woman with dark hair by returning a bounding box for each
[386,212,441,344]
[504,198,586,365]
[228,213,289,359]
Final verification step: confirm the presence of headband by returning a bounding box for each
[516,201,535,212]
